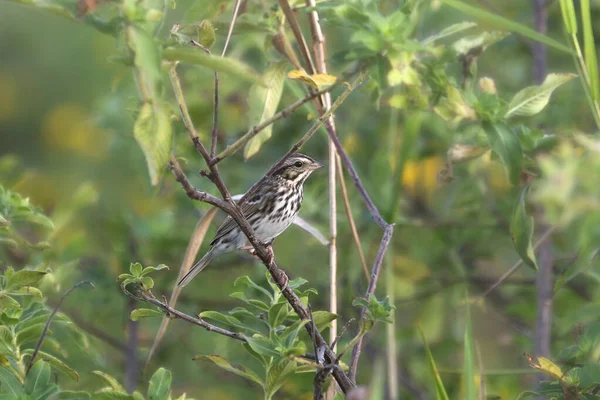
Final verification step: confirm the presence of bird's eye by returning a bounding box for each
[294,161,303,167]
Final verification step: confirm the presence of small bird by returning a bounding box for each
[177,153,323,287]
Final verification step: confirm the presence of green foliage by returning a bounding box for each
[193,273,335,400]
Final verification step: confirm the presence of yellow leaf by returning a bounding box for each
[525,354,563,380]
[287,69,337,90]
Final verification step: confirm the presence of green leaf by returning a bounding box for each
[265,358,296,399]
[130,263,143,276]
[139,264,168,276]
[163,48,265,86]
[6,270,47,291]
[422,21,477,45]
[93,390,135,400]
[579,364,600,388]
[0,295,20,312]
[245,334,280,357]
[147,368,171,400]
[233,276,273,302]
[452,31,509,56]
[463,302,476,400]
[198,20,216,49]
[268,302,289,330]
[0,366,25,396]
[581,0,599,101]
[50,390,92,399]
[311,311,338,332]
[482,121,522,185]
[193,355,264,387]
[92,371,126,393]
[244,61,287,160]
[440,0,573,54]
[133,102,173,186]
[417,324,450,400]
[127,25,162,99]
[9,287,43,298]
[559,0,577,35]
[510,186,538,270]
[25,360,56,400]
[505,73,576,118]
[199,311,246,331]
[130,308,163,321]
[16,323,51,346]
[555,247,599,292]
[24,351,79,382]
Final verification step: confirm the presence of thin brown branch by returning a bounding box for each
[471,226,556,304]
[336,155,369,280]
[348,225,395,381]
[212,84,337,164]
[278,0,316,75]
[134,287,247,342]
[26,281,94,375]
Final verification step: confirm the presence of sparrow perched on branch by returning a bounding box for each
[177,153,323,287]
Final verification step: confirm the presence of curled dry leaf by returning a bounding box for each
[287,69,337,90]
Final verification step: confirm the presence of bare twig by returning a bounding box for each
[135,287,247,342]
[348,225,395,381]
[26,281,94,375]
[336,155,369,280]
[212,84,338,164]
[331,318,355,350]
[472,226,556,304]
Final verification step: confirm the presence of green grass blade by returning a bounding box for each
[440,0,573,54]
[559,0,577,35]
[581,0,599,101]
[464,301,476,400]
[417,324,450,400]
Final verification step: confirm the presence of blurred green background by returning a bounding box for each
[2,0,600,399]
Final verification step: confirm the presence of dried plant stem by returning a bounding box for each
[278,0,316,75]
[336,155,369,280]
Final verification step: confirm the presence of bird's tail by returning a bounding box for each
[177,248,216,288]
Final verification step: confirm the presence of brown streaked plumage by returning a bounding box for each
[178,154,323,287]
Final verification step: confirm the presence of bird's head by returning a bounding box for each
[273,153,323,185]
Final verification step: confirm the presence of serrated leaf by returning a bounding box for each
[510,186,538,270]
[525,354,563,380]
[287,69,337,90]
[244,61,287,160]
[92,371,126,393]
[133,102,173,186]
[130,308,163,321]
[505,73,576,118]
[193,355,264,387]
[482,121,522,185]
[6,270,47,291]
[24,351,79,382]
[147,368,171,400]
[163,48,265,86]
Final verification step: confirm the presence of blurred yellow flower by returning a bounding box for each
[41,103,109,159]
[402,156,444,200]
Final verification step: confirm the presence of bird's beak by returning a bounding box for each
[310,161,324,170]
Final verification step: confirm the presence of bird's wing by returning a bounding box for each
[209,182,274,246]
